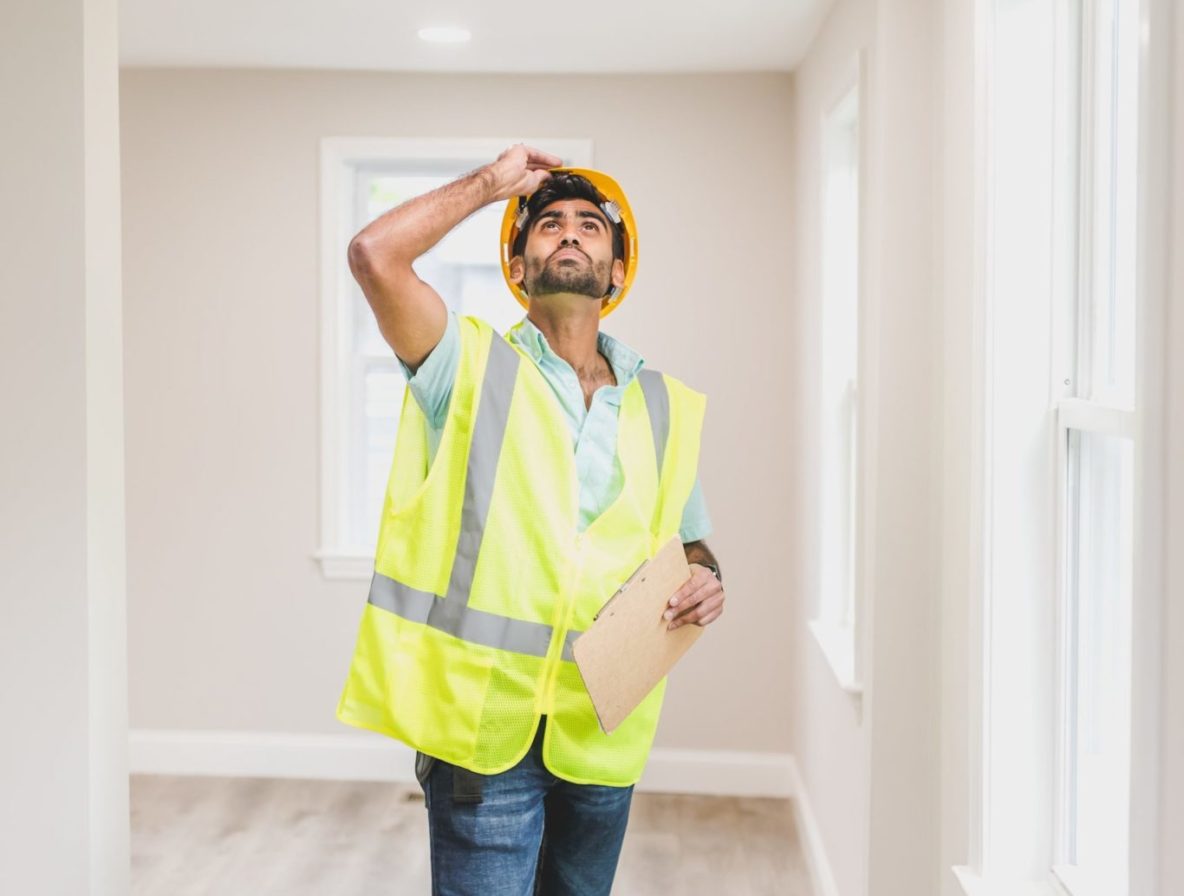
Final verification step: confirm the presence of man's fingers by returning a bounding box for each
[664,579,712,620]
[696,607,723,627]
[668,567,716,609]
[668,594,725,630]
[681,593,723,622]
[497,145,561,178]
[670,574,698,603]
[525,147,564,167]
[667,579,719,620]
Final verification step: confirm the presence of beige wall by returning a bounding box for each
[119,69,797,754]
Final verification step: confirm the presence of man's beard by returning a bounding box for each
[526,254,611,300]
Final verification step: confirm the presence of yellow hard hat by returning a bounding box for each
[499,167,638,318]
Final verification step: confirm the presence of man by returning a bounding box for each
[337,144,725,895]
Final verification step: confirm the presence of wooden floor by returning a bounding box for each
[130,774,815,895]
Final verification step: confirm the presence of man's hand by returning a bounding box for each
[483,144,564,203]
[664,563,725,631]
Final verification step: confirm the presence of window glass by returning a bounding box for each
[819,83,860,631]
[346,171,517,550]
[1064,428,1133,889]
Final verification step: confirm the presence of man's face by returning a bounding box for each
[508,198,625,305]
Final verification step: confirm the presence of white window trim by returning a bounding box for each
[1120,1,1169,894]
[808,619,863,695]
[957,0,1170,893]
[809,47,870,700]
[314,137,592,580]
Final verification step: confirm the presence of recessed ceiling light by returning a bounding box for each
[417,26,471,44]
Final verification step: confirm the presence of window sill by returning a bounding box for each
[314,550,373,581]
[1052,864,1121,896]
[808,619,863,696]
[953,867,1071,896]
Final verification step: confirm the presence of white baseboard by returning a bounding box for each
[786,757,841,896]
[128,729,836,894]
[641,745,796,797]
[128,728,417,783]
[128,728,796,795]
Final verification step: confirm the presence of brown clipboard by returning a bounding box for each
[571,534,705,734]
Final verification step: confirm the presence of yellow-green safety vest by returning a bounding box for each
[336,315,706,786]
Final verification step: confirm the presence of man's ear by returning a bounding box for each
[509,256,526,289]
[611,257,625,288]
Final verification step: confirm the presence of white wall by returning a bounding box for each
[789,2,874,893]
[0,0,129,892]
[860,1,942,893]
[1159,4,1182,893]
[936,0,978,892]
[792,0,950,893]
[118,70,797,761]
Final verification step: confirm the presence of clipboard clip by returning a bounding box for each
[592,555,650,622]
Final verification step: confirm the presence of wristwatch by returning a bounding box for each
[701,562,722,583]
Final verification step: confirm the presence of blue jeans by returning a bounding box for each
[415,715,634,895]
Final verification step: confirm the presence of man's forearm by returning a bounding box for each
[350,165,497,268]
[683,540,719,577]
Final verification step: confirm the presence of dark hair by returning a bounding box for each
[509,172,625,262]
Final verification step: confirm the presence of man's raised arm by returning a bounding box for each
[346,144,562,372]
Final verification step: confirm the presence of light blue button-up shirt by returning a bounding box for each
[395,311,712,542]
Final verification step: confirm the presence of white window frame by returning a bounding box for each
[314,137,592,580]
[1051,2,1164,895]
[809,48,869,698]
[954,0,1169,893]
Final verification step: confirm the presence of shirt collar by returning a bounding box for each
[508,315,645,388]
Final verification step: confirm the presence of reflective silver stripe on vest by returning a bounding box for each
[427,333,519,633]
[367,336,669,663]
[368,574,558,658]
[637,368,669,479]
[563,629,581,663]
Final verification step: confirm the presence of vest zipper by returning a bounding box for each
[539,531,586,715]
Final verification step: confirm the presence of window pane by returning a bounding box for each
[1065,428,1133,890]
[1085,0,1138,407]
[352,364,403,549]
[353,279,390,358]
[819,83,860,627]
[368,174,449,220]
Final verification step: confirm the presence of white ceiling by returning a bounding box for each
[119,0,834,74]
